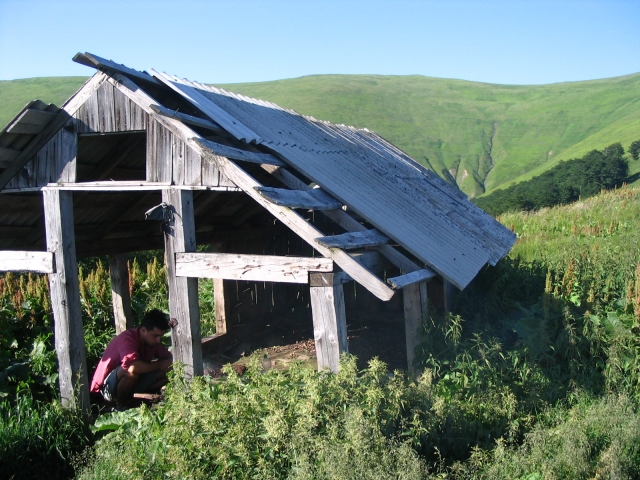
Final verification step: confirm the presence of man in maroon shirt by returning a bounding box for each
[91,309,173,407]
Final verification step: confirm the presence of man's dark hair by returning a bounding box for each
[140,309,170,332]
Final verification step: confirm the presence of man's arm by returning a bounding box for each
[128,358,172,374]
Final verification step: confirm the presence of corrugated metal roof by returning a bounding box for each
[151,73,516,289]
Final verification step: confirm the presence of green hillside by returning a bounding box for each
[2,73,640,196]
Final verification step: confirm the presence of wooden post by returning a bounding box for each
[163,188,203,378]
[310,272,347,373]
[404,281,428,379]
[43,188,89,412]
[109,254,134,334]
[444,279,456,315]
[210,242,227,335]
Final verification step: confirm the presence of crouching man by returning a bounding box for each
[91,309,173,407]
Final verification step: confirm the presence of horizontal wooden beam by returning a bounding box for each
[0,147,21,166]
[0,251,54,273]
[254,186,342,210]
[150,104,225,134]
[197,138,285,167]
[316,229,388,250]
[387,269,436,290]
[6,109,58,134]
[41,181,241,192]
[175,252,333,283]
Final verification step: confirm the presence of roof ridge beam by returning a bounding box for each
[73,52,160,86]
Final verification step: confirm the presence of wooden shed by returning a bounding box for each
[0,53,516,411]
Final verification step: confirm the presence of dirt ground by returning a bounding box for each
[202,306,409,377]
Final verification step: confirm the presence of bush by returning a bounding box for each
[0,394,92,479]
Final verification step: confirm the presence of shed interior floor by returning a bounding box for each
[202,304,408,376]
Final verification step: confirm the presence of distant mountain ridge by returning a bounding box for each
[2,72,640,196]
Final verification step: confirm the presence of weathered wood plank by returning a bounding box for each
[6,109,57,134]
[109,254,134,334]
[55,121,77,183]
[403,281,427,378]
[310,273,348,373]
[150,104,225,134]
[332,250,387,285]
[176,252,332,283]
[254,186,342,210]
[163,188,203,378]
[46,181,171,191]
[210,243,227,336]
[316,229,388,250]
[387,269,436,290]
[197,138,285,166]
[43,188,90,412]
[96,81,115,132]
[183,143,202,186]
[0,250,54,273]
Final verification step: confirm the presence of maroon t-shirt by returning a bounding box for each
[90,327,171,393]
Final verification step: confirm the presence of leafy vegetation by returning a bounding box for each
[4,72,640,196]
[3,182,640,478]
[474,142,630,215]
[0,394,92,479]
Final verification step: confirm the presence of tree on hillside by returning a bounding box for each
[629,139,640,161]
[473,143,629,216]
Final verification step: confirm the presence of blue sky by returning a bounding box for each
[1,0,639,85]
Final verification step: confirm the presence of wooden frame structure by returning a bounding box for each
[0,53,515,411]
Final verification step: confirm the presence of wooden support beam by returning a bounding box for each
[176,252,332,283]
[6,108,58,134]
[197,138,285,167]
[332,250,388,285]
[444,279,456,315]
[310,272,348,373]
[0,251,54,273]
[150,104,225,134]
[210,243,227,336]
[403,281,428,379]
[387,269,436,290]
[254,186,342,210]
[109,254,134,334]
[43,188,89,412]
[163,188,203,378]
[316,229,388,250]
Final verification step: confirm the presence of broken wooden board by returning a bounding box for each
[254,186,342,210]
[316,229,388,250]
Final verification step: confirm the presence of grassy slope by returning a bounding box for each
[2,73,640,195]
[0,77,88,127]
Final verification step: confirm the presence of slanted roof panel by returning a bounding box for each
[153,74,514,289]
